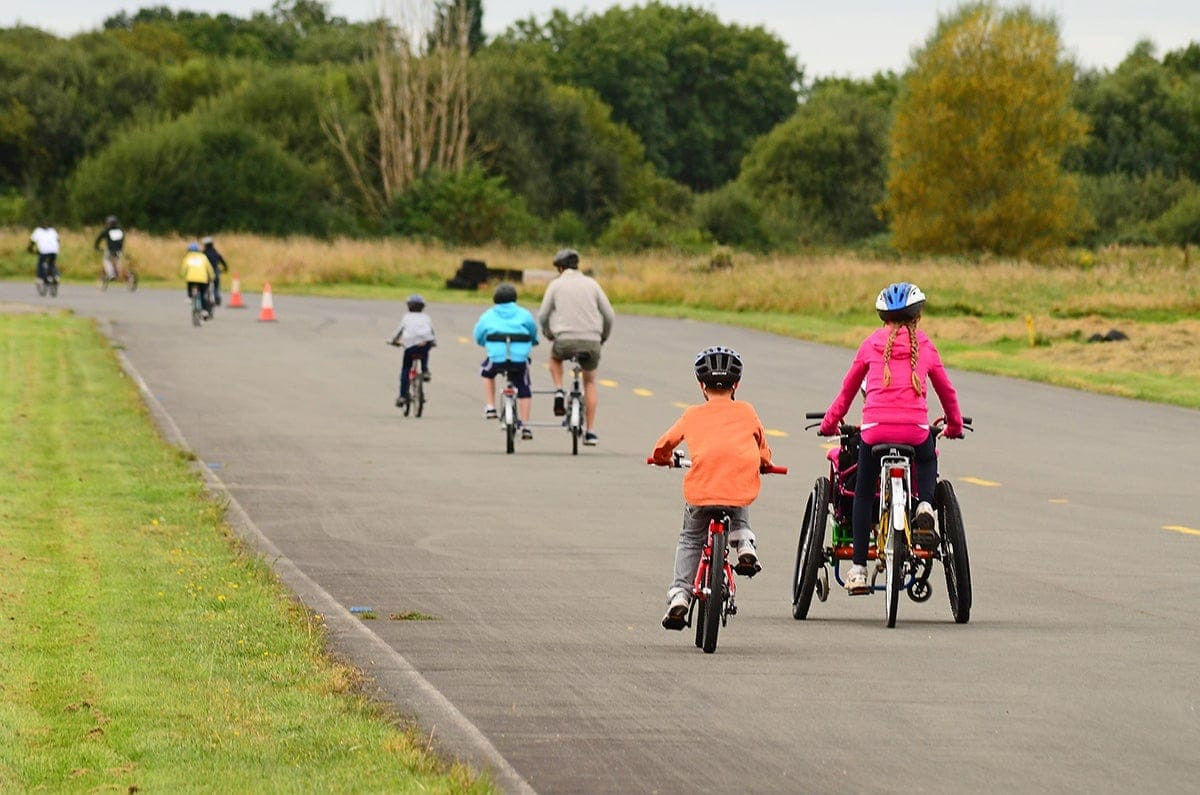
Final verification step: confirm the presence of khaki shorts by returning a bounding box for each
[551,338,602,371]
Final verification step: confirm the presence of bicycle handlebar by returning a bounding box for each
[646,456,787,475]
[804,412,975,436]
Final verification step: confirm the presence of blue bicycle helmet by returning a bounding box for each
[694,346,743,389]
[406,294,425,310]
[187,242,200,252]
[875,282,926,322]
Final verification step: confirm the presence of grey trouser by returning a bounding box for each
[668,503,754,604]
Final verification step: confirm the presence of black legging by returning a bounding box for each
[851,430,937,566]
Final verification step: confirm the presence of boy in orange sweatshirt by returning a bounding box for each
[650,346,775,630]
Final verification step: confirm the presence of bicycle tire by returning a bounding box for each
[569,396,581,455]
[403,382,412,416]
[937,480,972,624]
[701,529,725,653]
[49,280,57,297]
[127,271,138,292]
[792,477,829,620]
[694,589,705,648]
[192,294,202,327]
[414,371,425,418]
[882,478,906,628]
[504,398,516,454]
[36,279,46,296]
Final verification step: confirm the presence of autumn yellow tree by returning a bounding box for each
[883,3,1088,256]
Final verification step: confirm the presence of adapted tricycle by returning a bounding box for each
[792,413,974,627]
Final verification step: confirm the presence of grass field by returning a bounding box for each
[0,309,488,792]
[3,228,1199,407]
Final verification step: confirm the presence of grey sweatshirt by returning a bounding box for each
[537,269,615,343]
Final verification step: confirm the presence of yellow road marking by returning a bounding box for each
[633,388,654,397]
[457,336,470,343]
[765,429,789,438]
[1049,498,1069,504]
[821,442,838,451]
[961,476,1001,487]
[673,402,692,409]
[1163,525,1200,536]
[599,379,619,388]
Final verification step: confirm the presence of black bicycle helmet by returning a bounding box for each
[493,283,518,304]
[694,346,743,389]
[105,215,118,226]
[875,282,926,322]
[406,293,425,310]
[553,248,580,269]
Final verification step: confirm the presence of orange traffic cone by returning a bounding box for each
[228,274,245,308]
[257,282,277,322]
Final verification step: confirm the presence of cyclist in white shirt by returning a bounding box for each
[28,223,60,285]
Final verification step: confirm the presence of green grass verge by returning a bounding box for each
[0,311,489,792]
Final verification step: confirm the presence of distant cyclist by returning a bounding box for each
[94,215,126,282]
[201,236,229,305]
[475,284,539,439]
[180,242,215,320]
[28,222,60,286]
[388,294,436,409]
[537,248,615,446]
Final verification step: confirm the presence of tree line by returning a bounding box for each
[1,0,1198,257]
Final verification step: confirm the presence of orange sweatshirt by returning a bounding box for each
[651,396,773,507]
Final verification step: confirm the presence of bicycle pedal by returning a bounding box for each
[846,584,871,596]
[733,561,761,578]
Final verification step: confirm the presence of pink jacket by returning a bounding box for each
[821,325,962,444]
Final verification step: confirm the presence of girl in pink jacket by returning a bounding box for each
[820,282,963,593]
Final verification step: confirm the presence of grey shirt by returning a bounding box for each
[537,269,615,343]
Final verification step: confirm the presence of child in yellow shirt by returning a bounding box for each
[649,346,774,630]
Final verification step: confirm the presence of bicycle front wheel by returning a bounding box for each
[938,480,972,624]
[792,477,829,620]
[701,536,725,653]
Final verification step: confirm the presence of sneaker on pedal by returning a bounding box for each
[553,389,566,416]
[521,427,533,440]
[845,564,869,594]
[734,542,761,577]
[661,592,690,630]
[484,405,498,420]
[912,501,938,547]
[583,431,598,446]
[395,395,408,408]
[422,370,431,382]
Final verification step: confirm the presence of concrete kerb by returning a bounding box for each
[103,320,534,794]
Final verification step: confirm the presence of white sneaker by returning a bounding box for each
[845,564,869,594]
[661,592,690,630]
[484,405,498,420]
[913,501,935,530]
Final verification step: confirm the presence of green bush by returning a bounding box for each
[1077,172,1196,246]
[693,183,773,250]
[386,165,538,245]
[550,210,589,244]
[68,113,330,235]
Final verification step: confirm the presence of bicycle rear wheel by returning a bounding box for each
[885,525,905,628]
[192,295,202,327]
[36,279,47,296]
[701,533,725,653]
[504,398,516,454]
[127,271,138,291]
[569,396,582,455]
[414,371,426,417]
[792,477,829,620]
[48,280,57,297]
[937,480,972,624]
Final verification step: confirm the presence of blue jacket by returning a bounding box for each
[474,302,538,363]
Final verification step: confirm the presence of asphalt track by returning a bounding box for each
[8,281,1199,793]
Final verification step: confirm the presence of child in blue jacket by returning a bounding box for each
[473,284,539,438]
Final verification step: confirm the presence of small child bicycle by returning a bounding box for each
[649,452,787,653]
[793,413,974,627]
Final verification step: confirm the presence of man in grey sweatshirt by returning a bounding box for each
[537,249,616,445]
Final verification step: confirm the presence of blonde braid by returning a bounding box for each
[907,320,923,395]
[881,324,900,387]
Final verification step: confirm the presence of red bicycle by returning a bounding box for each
[648,453,787,653]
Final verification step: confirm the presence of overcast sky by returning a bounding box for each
[6,1,1197,78]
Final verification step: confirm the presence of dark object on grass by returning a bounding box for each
[1087,328,1129,343]
[446,259,488,289]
